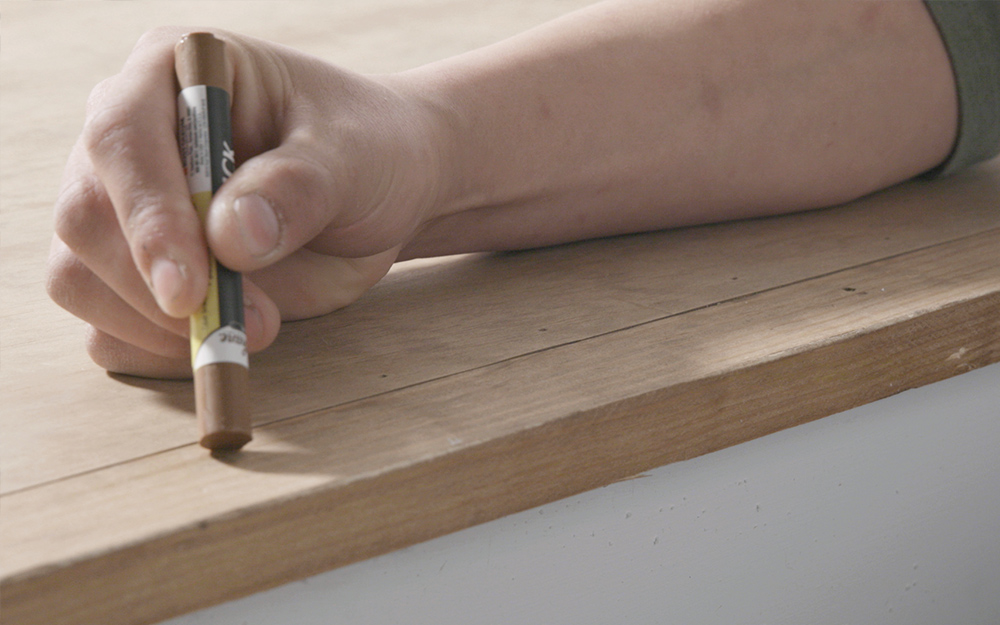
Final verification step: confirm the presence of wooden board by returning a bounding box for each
[2,3,999,625]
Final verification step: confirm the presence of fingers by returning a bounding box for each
[49,233,282,378]
[53,142,190,335]
[47,235,191,363]
[85,327,192,380]
[81,27,211,318]
[239,279,282,354]
[51,28,425,379]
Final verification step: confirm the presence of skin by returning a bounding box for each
[46,0,958,379]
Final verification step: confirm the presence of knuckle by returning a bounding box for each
[252,148,333,223]
[84,75,116,118]
[269,149,331,194]
[122,197,176,253]
[45,241,91,311]
[52,176,107,250]
[83,327,124,373]
[133,26,176,50]
[133,26,190,56]
[82,98,133,162]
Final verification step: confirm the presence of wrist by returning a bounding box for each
[387,66,485,228]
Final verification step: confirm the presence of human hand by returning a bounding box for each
[47,27,449,378]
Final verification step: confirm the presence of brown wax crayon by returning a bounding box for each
[175,32,233,95]
[175,33,252,451]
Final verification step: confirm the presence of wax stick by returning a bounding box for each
[175,33,252,450]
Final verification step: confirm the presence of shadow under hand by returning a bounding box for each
[108,371,195,414]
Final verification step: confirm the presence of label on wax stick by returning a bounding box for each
[178,84,247,371]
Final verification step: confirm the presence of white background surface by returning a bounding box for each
[165,363,1000,625]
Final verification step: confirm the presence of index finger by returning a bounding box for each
[82,27,212,318]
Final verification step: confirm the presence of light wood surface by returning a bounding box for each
[2,3,999,625]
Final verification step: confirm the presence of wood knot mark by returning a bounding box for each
[946,347,969,361]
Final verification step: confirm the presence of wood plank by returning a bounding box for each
[3,228,998,625]
[4,165,1000,494]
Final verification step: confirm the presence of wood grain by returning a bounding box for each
[2,3,999,625]
[4,229,999,625]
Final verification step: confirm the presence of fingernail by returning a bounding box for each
[233,193,280,258]
[150,257,185,308]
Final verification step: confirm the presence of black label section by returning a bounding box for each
[206,86,243,330]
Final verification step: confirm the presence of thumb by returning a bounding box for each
[205,142,346,272]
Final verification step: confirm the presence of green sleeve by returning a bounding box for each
[923,1,1000,177]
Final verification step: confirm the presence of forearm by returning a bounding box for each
[399,0,957,257]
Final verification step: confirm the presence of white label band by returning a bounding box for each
[193,326,249,371]
[178,85,213,196]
